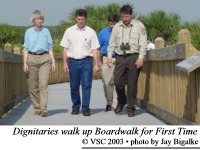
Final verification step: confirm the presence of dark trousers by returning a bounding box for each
[68,57,93,111]
[114,54,141,109]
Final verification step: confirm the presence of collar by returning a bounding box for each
[76,24,86,31]
[107,26,112,32]
[120,20,134,27]
[33,26,44,31]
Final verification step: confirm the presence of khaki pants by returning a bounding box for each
[101,56,117,108]
[27,53,51,113]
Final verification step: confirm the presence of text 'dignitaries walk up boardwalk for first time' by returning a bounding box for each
[1,126,200,149]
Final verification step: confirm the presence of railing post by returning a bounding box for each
[4,43,12,52]
[154,37,164,48]
[13,47,21,54]
[178,29,197,57]
[178,29,191,43]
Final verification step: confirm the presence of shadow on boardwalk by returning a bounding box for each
[0,80,166,125]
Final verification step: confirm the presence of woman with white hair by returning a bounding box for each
[23,10,56,117]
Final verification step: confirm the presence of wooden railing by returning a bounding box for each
[0,51,28,117]
[137,29,199,125]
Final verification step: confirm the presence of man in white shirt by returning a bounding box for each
[60,9,100,116]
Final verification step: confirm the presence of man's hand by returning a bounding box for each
[63,63,69,72]
[93,63,100,72]
[106,58,113,68]
[135,58,144,68]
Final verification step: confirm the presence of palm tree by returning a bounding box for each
[137,10,181,45]
[59,3,122,34]
[183,21,200,50]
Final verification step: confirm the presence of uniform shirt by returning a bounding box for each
[60,24,100,59]
[108,20,147,59]
[23,26,53,52]
[98,26,111,55]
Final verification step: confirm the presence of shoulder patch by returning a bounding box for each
[140,28,146,35]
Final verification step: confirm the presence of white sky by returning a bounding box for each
[0,0,200,26]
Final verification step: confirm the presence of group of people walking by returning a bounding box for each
[23,4,147,118]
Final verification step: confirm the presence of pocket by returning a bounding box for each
[116,33,122,45]
[46,54,51,62]
[83,40,91,50]
[27,54,35,65]
[43,54,51,65]
[129,33,139,45]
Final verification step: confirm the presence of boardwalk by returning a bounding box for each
[0,79,166,125]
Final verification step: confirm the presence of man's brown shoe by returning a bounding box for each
[83,110,91,116]
[127,109,135,117]
[71,109,79,115]
[114,104,124,114]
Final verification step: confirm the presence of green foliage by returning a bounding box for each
[137,10,181,45]
[1,3,200,51]
[47,25,64,53]
[60,3,121,34]
[183,21,200,50]
[16,26,28,44]
[47,25,62,44]
[86,3,121,33]
[0,24,25,45]
[53,43,62,53]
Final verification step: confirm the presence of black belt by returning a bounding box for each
[28,51,48,55]
[69,56,92,61]
[102,54,115,58]
[116,53,138,58]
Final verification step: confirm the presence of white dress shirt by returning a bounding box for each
[60,24,100,59]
